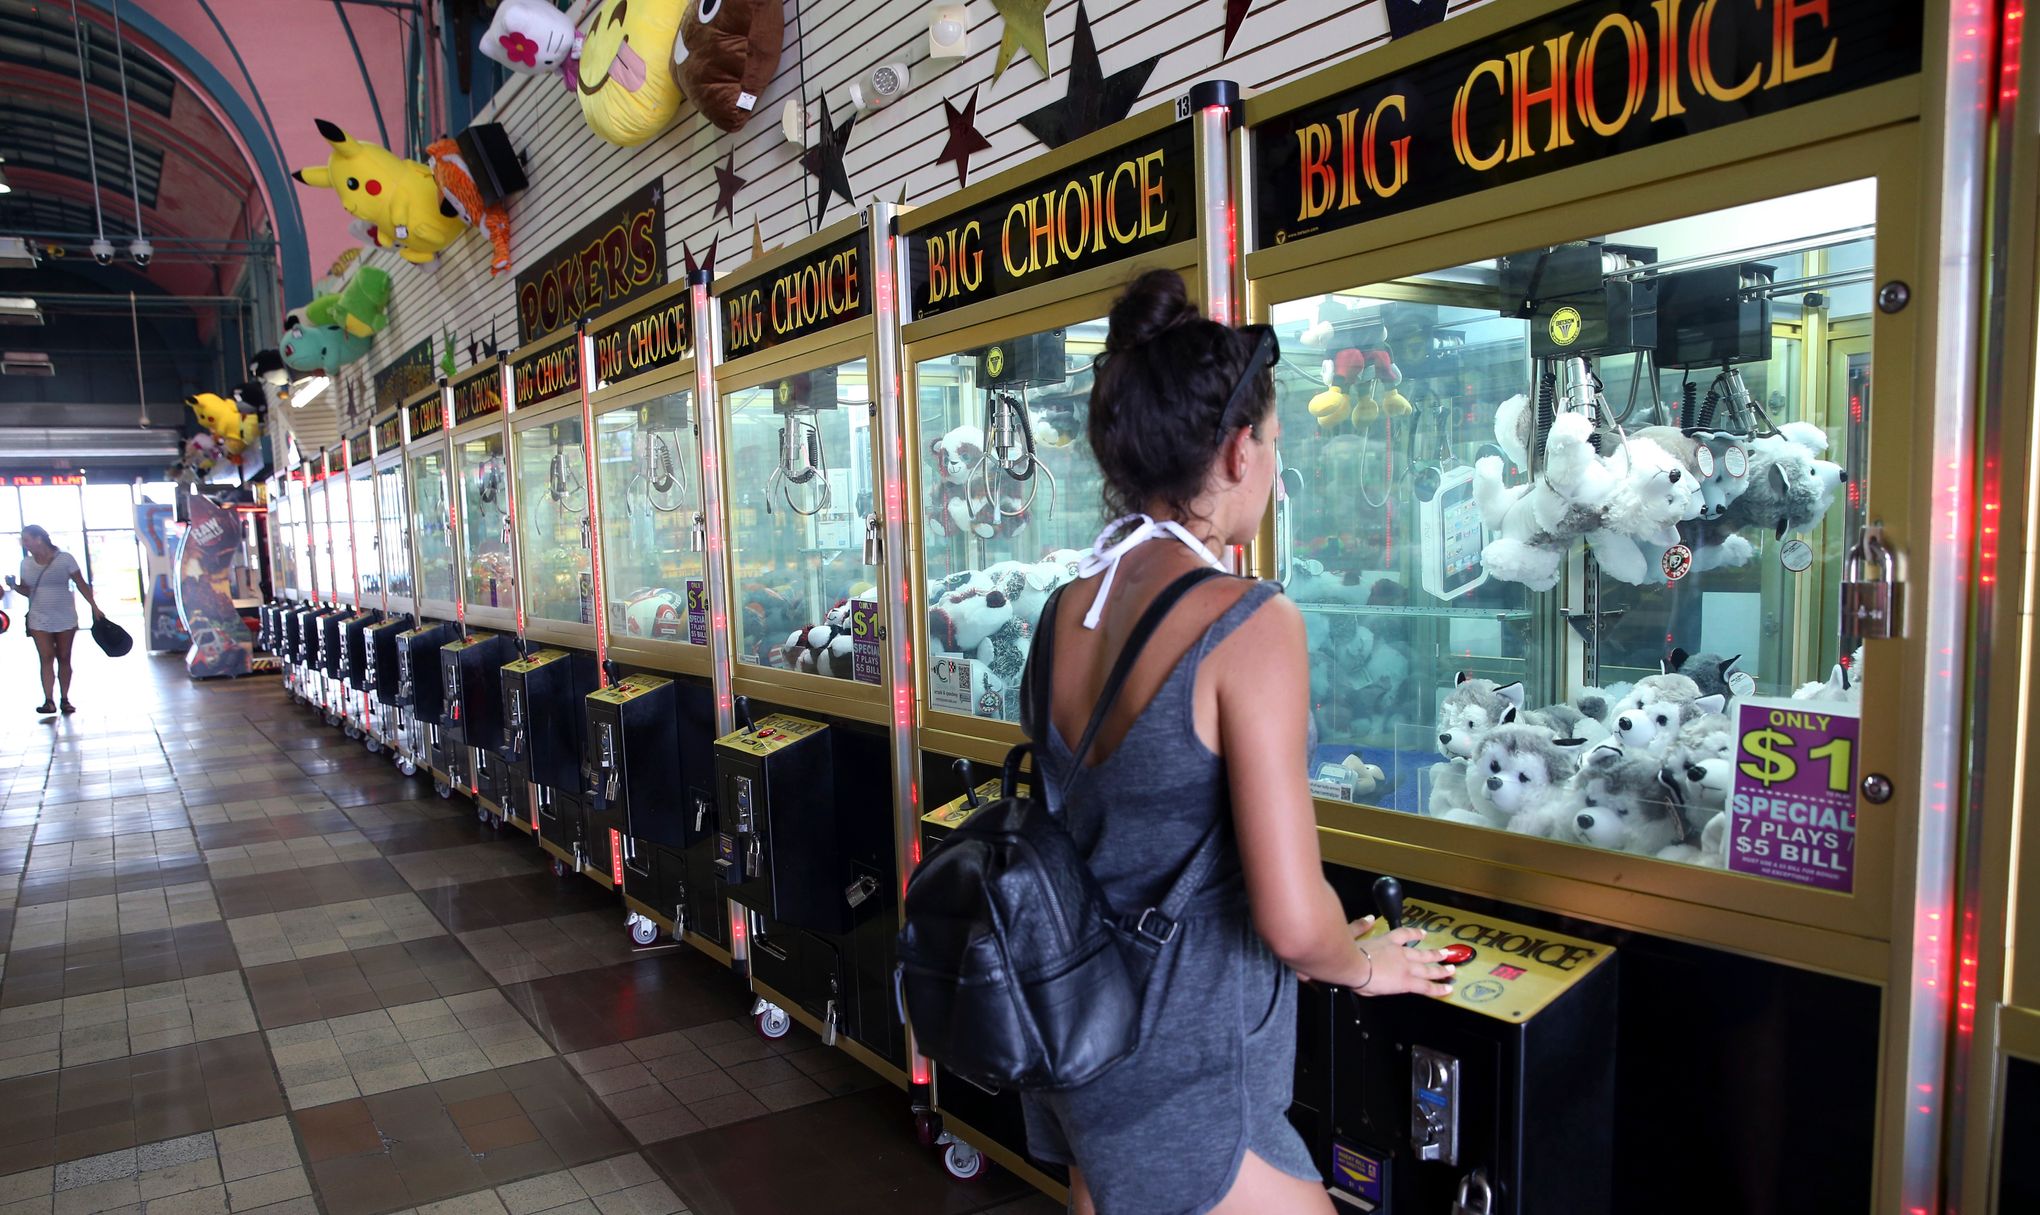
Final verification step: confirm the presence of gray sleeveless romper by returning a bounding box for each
[1020,579,1320,1214]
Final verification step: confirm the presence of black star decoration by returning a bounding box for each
[683,236,719,282]
[800,101,856,230]
[936,88,992,189]
[1223,0,1252,53]
[1385,0,1448,40]
[712,152,746,224]
[1018,1,1158,150]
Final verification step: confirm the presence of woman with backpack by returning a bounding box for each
[8,524,104,716]
[1000,270,1456,1214]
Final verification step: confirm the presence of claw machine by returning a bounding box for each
[897,92,1229,1193]
[313,445,352,726]
[503,332,600,857]
[1239,0,1969,1210]
[398,380,462,793]
[442,359,518,814]
[707,206,911,1076]
[339,430,383,743]
[575,278,718,923]
[365,410,416,762]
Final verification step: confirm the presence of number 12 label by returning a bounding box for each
[1728,696,1860,893]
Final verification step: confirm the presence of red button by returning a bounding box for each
[1439,944,1475,965]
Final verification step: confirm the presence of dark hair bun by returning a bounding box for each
[1106,268,1198,353]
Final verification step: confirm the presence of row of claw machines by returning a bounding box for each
[256,0,2020,1205]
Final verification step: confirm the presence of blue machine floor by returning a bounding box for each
[0,647,1051,1215]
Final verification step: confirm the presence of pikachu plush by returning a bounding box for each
[293,120,468,264]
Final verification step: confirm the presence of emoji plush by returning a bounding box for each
[674,0,783,132]
[576,0,690,147]
[481,0,583,83]
[293,120,468,264]
[426,139,512,275]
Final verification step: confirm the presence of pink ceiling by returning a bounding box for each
[140,0,415,276]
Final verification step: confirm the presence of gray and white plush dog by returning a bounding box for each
[1610,673,1726,753]
[1658,713,1735,840]
[1435,674,1524,759]
[1439,721,1582,832]
[1565,743,1690,855]
[1665,649,1744,701]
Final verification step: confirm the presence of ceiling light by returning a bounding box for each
[1,352,55,377]
[0,297,42,325]
[0,238,39,269]
[290,376,331,409]
[0,166,11,194]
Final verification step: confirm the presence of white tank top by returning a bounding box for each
[18,552,80,631]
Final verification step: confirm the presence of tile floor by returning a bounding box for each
[0,652,1051,1215]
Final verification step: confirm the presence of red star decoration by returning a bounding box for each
[1224,0,1251,53]
[712,152,746,224]
[683,236,719,281]
[935,89,992,189]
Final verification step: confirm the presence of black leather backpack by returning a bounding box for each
[898,568,1228,1092]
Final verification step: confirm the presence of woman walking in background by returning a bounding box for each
[8,525,104,715]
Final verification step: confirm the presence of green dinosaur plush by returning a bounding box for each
[303,267,392,339]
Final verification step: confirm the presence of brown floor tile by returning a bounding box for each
[446,1091,523,1128]
[295,1100,385,1162]
[309,1154,411,1215]
[460,1113,539,1153]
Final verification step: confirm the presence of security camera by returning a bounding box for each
[90,238,115,266]
[844,62,910,112]
[129,238,153,267]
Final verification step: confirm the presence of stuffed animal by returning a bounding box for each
[1317,755,1386,802]
[1666,649,1744,700]
[1590,431,1704,585]
[481,0,583,83]
[622,587,685,637]
[928,586,1013,655]
[674,0,783,132]
[279,315,373,377]
[1691,429,1753,520]
[293,121,467,265]
[1610,673,1725,753]
[785,599,856,678]
[186,393,261,460]
[925,425,1021,539]
[302,267,393,339]
[249,349,290,396]
[1440,718,1581,832]
[1473,412,1627,592]
[1435,674,1523,760]
[576,0,689,146]
[975,615,1033,706]
[1565,743,1690,855]
[1710,425,1847,543]
[427,139,512,275]
[1658,712,1735,841]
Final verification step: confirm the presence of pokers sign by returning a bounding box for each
[906,122,1195,319]
[1252,0,1922,248]
[516,180,667,345]
[719,231,870,360]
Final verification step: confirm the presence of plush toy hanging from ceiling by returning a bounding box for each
[293,120,469,264]
[675,0,783,132]
[426,139,512,274]
[576,0,690,146]
[186,393,262,460]
[279,314,373,377]
[481,0,583,86]
[277,268,389,377]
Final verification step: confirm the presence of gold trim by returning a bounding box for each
[536,837,574,865]
[622,895,673,933]
[587,359,699,412]
[604,637,711,677]
[900,240,1200,346]
[928,1111,1068,1204]
[729,668,887,727]
[711,214,876,379]
[748,978,910,1091]
[584,276,695,344]
[680,931,732,967]
[522,619,596,650]
[583,865,616,890]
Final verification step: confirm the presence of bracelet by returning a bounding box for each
[1354,941,1375,992]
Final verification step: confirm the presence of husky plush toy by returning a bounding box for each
[1658,713,1735,840]
[1591,430,1706,585]
[1665,649,1744,701]
[1567,743,1691,855]
[1435,674,1524,760]
[1611,674,1726,754]
[1474,412,1629,592]
[1691,430,1754,521]
[1695,424,1847,567]
[1440,719,1582,832]
[1794,646,1865,703]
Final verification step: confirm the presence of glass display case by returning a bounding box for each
[307,472,331,600]
[1269,181,1872,878]
[350,469,382,603]
[407,446,457,611]
[274,482,299,596]
[596,389,704,647]
[325,470,355,601]
[454,429,516,614]
[722,358,878,682]
[378,462,413,605]
[514,416,593,627]
[913,322,1112,724]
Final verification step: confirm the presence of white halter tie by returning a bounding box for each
[1075,514,1224,630]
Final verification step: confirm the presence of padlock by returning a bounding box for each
[1451,1169,1494,1215]
[1841,526,1903,640]
[690,512,706,553]
[862,514,882,565]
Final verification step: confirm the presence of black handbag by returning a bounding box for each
[898,567,1230,1092]
[91,616,133,657]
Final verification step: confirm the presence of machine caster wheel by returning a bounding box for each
[912,1109,941,1146]
[754,1004,791,1040]
[628,914,659,947]
[477,805,492,825]
[551,857,568,878]
[942,1142,984,1182]
[364,738,382,754]
[343,724,361,741]
[398,758,418,777]
[435,780,452,799]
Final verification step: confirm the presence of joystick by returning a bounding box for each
[1372,875,1405,933]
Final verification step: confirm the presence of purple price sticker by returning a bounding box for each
[851,600,880,685]
[685,581,707,646]
[1728,696,1858,892]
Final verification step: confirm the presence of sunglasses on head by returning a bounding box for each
[1216,324,1279,446]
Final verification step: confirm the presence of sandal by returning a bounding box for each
[59,700,75,715]
[34,701,54,715]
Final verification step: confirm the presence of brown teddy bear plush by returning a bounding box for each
[673,0,783,132]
